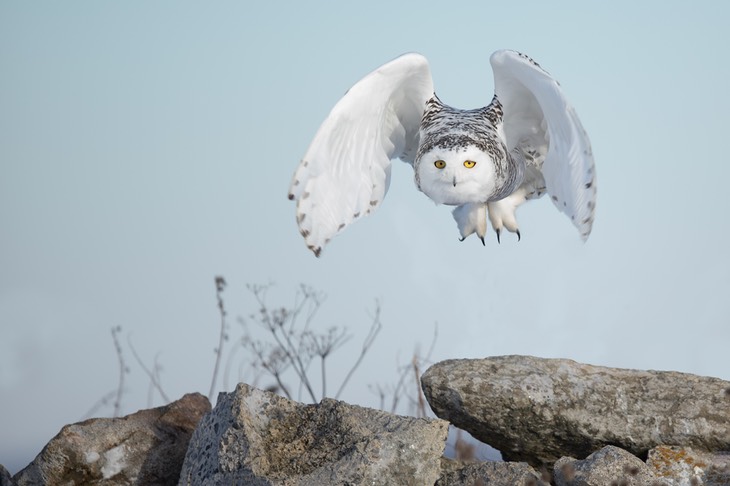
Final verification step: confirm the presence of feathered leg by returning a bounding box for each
[487,187,527,243]
[452,203,487,245]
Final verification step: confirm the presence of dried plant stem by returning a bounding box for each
[334,301,382,400]
[270,370,291,399]
[250,285,318,402]
[240,284,383,404]
[209,276,228,400]
[387,359,410,413]
[127,335,170,404]
[412,355,427,418]
[111,326,127,417]
[223,340,242,392]
[373,321,438,415]
[276,325,317,402]
[370,384,386,411]
[320,357,327,398]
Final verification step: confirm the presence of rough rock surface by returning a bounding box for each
[13,393,211,486]
[647,445,730,485]
[421,356,730,466]
[0,465,15,486]
[178,382,449,486]
[437,458,547,485]
[553,446,658,486]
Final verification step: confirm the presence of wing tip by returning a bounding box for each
[579,229,592,242]
[576,214,595,242]
[307,245,322,258]
[489,49,521,65]
[393,52,429,67]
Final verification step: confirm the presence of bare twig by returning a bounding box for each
[226,316,266,390]
[298,285,324,333]
[334,301,382,400]
[424,322,439,363]
[247,340,293,399]
[223,337,247,392]
[209,276,228,400]
[249,284,318,402]
[234,284,383,404]
[387,355,412,413]
[306,327,351,398]
[148,356,163,408]
[412,355,427,418]
[368,383,389,411]
[261,346,292,399]
[127,334,170,404]
[110,326,128,417]
[371,321,437,416]
[276,320,317,401]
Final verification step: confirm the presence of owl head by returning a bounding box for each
[415,142,500,206]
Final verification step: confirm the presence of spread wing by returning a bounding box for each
[288,54,434,256]
[490,50,596,240]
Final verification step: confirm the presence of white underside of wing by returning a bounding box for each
[288,54,434,256]
[490,50,596,239]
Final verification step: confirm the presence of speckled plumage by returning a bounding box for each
[288,50,597,256]
[415,95,522,203]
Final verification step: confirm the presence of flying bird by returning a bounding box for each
[288,50,596,257]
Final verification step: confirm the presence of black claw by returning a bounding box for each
[458,236,466,242]
[496,229,501,244]
[479,236,485,246]
[516,229,521,242]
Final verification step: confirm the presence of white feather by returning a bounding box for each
[288,54,433,256]
[490,50,596,240]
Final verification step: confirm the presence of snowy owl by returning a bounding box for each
[288,50,596,257]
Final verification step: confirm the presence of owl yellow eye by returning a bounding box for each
[463,160,476,168]
[434,160,446,169]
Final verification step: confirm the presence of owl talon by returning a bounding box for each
[495,228,501,244]
[458,236,466,242]
[479,235,485,246]
[516,229,521,241]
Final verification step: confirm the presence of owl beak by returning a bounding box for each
[452,177,457,187]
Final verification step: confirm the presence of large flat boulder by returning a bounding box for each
[421,355,730,466]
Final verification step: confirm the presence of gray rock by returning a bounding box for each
[178,382,449,486]
[421,356,730,466]
[647,445,730,485]
[14,393,211,486]
[437,458,548,485]
[553,446,658,486]
[1,465,16,486]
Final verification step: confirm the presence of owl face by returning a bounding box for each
[415,145,498,206]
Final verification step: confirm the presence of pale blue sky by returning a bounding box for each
[2,0,729,473]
